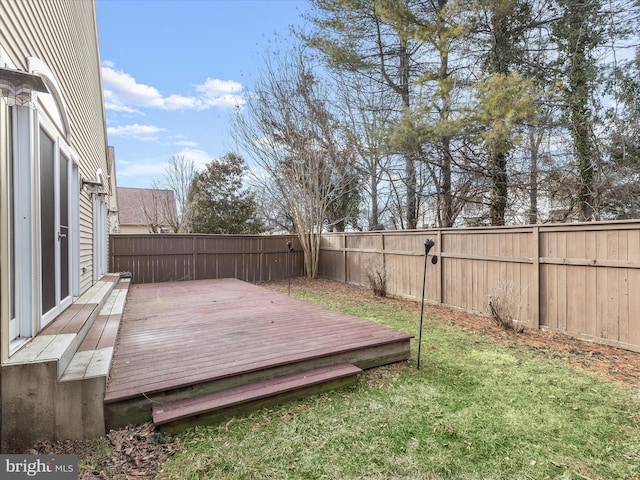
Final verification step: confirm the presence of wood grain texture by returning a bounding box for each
[105,279,412,403]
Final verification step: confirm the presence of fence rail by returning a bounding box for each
[109,234,304,284]
[319,220,640,353]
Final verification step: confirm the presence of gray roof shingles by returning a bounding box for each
[117,187,177,226]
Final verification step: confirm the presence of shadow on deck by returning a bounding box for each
[104,278,413,432]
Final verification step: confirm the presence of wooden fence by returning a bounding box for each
[109,234,304,284]
[319,221,640,353]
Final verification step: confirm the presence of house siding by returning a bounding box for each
[0,0,109,293]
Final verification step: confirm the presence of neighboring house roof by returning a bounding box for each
[117,187,177,229]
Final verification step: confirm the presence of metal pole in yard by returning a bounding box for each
[287,241,293,295]
[417,239,435,369]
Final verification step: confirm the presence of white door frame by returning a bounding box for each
[3,57,79,355]
[8,105,35,344]
[38,117,74,328]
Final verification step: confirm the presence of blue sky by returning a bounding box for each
[96,0,310,188]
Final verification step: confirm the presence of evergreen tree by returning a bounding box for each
[302,0,422,228]
[373,0,473,227]
[472,0,534,225]
[189,153,263,234]
[552,0,606,221]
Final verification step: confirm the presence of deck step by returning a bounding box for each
[6,274,122,377]
[152,363,362,430]
[1,274,129,446]
[60,280,129,381]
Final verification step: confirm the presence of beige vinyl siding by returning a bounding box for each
[0,0,109,294]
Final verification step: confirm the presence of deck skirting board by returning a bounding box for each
[103,336,411,431]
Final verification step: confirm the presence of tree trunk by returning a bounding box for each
[441,137,454,227]
[528,125,541,224]
[370,165,381,229]
[559,0,599,222]
[437,6,454,229]
[572,101,595,221]
[489,150,508,226]
[400,41,418,229]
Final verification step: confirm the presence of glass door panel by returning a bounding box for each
[39,129,56,316]
[60,153,69,300]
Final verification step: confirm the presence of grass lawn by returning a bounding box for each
[155,280,640,480]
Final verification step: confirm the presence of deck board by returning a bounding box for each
[152,363,362,426]
[105,278,412,402]
[41,304,97,335]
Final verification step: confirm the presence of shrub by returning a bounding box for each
[488,281,525,333]
[366,263,387,297]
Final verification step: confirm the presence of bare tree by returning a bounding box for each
[138,188,177,233]
[334,73,396,230]
[152,155,196,232]
[233,45,357,278]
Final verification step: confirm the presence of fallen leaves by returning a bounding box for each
[27,422,173,479]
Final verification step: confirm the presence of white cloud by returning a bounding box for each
[102,65,165,109]
[103,98,142,114]
[107,123,165,141]
[117,159,166,179]
[164,94,199,109]
[102,62,245,112]
[196,78,246,109]
[174,140,199,147]
[198,78,243,94]
[175,148,214,171]
[204,93,246,109]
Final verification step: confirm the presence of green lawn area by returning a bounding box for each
[155,280,640,480]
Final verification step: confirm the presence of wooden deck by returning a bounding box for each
[104,278,412,429]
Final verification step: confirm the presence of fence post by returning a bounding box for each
[259,236,264,282]
[380,231,386,289]
[343,233,348,283]
[192,235,197,281]
[532,226,540,330]
[436,229,443,304]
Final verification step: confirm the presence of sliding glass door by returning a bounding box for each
[39,127,72,327]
